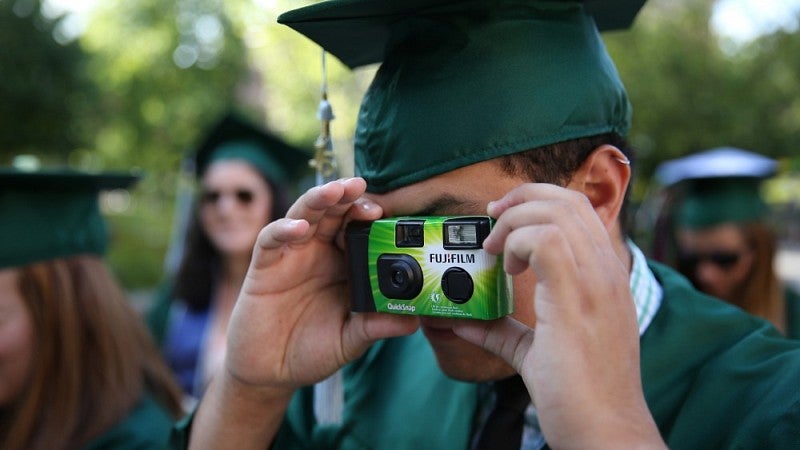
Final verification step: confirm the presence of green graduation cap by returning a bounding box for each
[0,168,140,269]
[654,147,778,229]
[193,113,310,184]
[279,0,644,193]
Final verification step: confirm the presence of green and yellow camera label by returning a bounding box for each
[366,216,513,319]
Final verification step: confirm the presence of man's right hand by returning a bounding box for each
[227,176,418,389]
[189,177,418,449]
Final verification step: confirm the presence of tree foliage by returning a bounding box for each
[0,0,95,162]
[605,0,800,184]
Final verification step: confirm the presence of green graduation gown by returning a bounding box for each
[171,261,800,449]
[274,329,480,449]
[642,262,800,448]
[84,394,175,450]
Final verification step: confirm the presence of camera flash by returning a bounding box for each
[447,224,477,246]
[442,217,491,250]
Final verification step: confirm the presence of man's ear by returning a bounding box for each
[566,145,631,231]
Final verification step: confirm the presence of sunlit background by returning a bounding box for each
[2,0,799,300]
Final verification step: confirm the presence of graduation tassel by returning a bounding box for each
[311,49,344,427]
[310,50,338,185]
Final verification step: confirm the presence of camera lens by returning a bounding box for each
[391,268,408,286]
[377,254,423,299]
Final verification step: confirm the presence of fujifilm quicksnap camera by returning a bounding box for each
[346,216,512,319]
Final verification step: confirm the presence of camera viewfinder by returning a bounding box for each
[395,220,425,247]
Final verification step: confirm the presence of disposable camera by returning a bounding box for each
[346,216,513,320]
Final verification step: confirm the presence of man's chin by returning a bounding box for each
[437,354,517,382]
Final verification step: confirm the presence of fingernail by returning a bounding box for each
[357,197,378,210]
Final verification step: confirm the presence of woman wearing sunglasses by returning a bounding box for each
[654,147,800,340]
[148,113,309,405]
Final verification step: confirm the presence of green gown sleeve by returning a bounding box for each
[643,261,800,449]
[83,395,175,450]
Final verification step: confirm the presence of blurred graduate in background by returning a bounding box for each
[147,113,309,405]
[0,168,184,450]
[653,147,800,339]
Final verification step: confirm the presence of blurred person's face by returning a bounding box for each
[366,160,536,382]
[677,223,755,302]
[0,268,35,407]
[200,160,273,259]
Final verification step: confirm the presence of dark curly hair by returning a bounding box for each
[496,132,635,235]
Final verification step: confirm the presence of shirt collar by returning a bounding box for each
[628,239,663,335]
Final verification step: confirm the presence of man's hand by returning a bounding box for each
[452,183,665,449]
[226,177,417,390]
[190,178,417,449]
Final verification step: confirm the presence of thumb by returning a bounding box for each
[451,317,534,373]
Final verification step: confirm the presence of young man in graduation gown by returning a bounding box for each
[173,1,800,449]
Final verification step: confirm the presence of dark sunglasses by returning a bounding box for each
[679,251,742,270]
[201,189,254,206]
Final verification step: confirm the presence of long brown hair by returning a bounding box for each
[731,222,785,333]
[0,255,183,450]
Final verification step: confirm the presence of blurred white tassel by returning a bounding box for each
[309,50,338,185]
[312,50,344,426]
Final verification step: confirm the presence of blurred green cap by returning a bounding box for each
[280,0,643,192]
[194,113,310,185]
[676,178,770,229]
[655,147,778,229]
[0,168,139,269]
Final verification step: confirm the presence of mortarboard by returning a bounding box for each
[193,113,310,185]
[279,0,645,193]
[655,147,778,229]
[0,168,140,269]
[655,146,778,186]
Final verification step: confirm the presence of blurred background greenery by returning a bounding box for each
[2,0,799,296]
